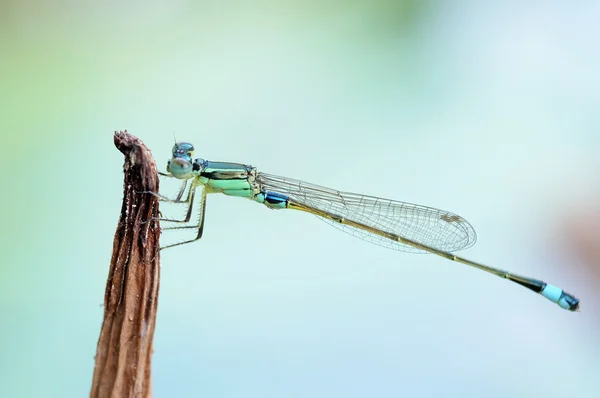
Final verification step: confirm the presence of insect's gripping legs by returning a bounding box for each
[143,179,188,203]
[160,188,207,250]
[151,180,199,224]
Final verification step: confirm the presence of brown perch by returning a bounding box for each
[91,131,161,398]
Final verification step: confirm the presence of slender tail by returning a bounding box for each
[287,199,580,312]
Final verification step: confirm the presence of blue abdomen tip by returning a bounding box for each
[541,284,562,303]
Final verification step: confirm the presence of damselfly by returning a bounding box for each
[154,142,579,312]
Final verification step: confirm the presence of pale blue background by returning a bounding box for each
[1,1,599,397]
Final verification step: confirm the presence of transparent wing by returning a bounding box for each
[257,173,477,253]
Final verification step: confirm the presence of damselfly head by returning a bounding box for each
[167,142,195,179]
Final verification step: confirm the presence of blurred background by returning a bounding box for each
[1,1,599,397]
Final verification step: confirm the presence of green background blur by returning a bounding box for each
[1,1,599,397]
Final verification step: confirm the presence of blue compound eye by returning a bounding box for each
[168,142,196,179]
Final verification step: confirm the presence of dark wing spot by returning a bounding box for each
[440,214,462,223]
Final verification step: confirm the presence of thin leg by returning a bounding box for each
[157,180,198,223]
[175,180,188,202]
[161,188,208,250]
[143,179,189,204]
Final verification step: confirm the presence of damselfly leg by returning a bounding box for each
[150,172,207,249]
